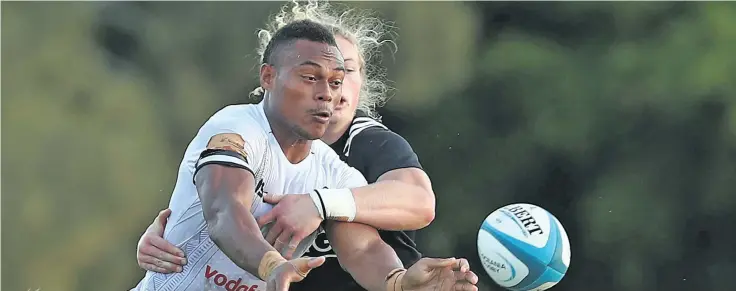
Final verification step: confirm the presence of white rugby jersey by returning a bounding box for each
[133,102,368,291]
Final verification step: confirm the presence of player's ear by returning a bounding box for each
[259,63,275,92]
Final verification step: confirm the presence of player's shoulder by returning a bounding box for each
[204,103,270,136]
[209,103,261,124]
[349,114,401,140]
[347,115,413,152]
[354,123,404,142]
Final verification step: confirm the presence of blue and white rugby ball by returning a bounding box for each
[477,203,570,291]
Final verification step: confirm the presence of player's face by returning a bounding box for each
[261,40,346,140]
[331,36,363,126]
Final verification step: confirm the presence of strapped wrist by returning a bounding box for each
[308,190,327,220]
[386,268,407,291]
[257,251,287,280]
[311,188,356,222]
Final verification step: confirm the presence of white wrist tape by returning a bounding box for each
[309,188,356,222]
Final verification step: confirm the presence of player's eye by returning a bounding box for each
[330,79,343,87]
[346,68,357,74]
[302,75,317,82]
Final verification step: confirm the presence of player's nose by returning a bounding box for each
[314,80,334,103]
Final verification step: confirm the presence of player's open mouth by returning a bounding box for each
[311,110,331,124]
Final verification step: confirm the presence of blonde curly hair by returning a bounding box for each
[251,0,396,118]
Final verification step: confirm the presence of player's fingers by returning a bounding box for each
[419,257,457,270]
[263,193,285,204]
[139,262,173,274]
[274,231,293,257]
[138,243,161,257]
[454,270,478,284]
[148,237,187,265]
[139,244,183,270]
[149,236,187,264]
[265,222,283,245]
[438,266,455,290]
[465,271,479,284]
[258,209,276,227]
[455,258,470,272]
[139,254,182,273]
[454,281,478,291]
[283,232,306,259]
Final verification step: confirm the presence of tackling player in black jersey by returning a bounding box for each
[293,110,426,290]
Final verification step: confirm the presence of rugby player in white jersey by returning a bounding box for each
[133,19,477,291]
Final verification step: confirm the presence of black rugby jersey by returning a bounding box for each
[293,111,424,291]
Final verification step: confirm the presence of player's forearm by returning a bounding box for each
[350,179,435,230]
[207,199,277,276]
[311,168,435,230]
[343,239,404,291]
[327,222,404,291]
[196,166,279,276]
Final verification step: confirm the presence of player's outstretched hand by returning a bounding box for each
[401,257,479,291]
[266,256,326,291]
[258,194,323,259]
[136,208,188,273]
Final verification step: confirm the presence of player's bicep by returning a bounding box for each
[194,133,258,223]
[377,167,432,192]
[194,165,257,218]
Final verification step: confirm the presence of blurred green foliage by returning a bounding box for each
[2,2,736,291]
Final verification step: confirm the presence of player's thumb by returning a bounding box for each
[420,257,457,270]
[154,209,172,227]
[291,256,325,276]
[307,256,326,269]
[263,193,284,204]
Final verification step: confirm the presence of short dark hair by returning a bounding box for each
[261,19,338,65]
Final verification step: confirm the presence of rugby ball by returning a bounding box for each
[477,204,570,291]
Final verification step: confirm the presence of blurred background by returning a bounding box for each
[3,1,736,291]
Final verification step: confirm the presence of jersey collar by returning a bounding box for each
[329,110,371,158]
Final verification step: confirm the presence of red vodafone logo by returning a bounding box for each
[204,265,260,291]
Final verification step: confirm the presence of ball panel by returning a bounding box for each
[481,220,549,289]
[483,210,558,267]
[511,267,563,291]
[556,217,571,268]
[492,204,552,249]
[547,216,569,274]
[477,230,529,287]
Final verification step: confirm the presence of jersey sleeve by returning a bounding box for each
[347,127,422,183]
[185,106,268,181]
[319,143,369,189]
[335,165,368,189]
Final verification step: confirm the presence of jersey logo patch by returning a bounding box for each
[303,229,336,258]
[207,133,248,159]
[255,179,266,198]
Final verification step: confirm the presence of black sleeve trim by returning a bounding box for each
[192,149,254,185]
